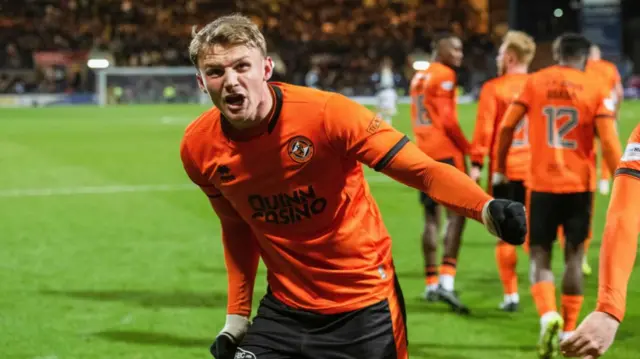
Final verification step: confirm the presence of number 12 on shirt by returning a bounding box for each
[414,94,432,126]
[544,106,578,149]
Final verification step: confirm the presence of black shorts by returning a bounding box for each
[528,191,593,250]
[492,181,526,204]
[420,157,466,211]
[237,277,408,359]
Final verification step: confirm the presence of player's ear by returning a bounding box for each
[263,56,274,81]
[196,73,207,93]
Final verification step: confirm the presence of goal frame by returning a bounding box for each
[96,66,208,106]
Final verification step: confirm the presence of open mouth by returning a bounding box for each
[224,94,245,109]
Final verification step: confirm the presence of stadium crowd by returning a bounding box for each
[0,0,498,96]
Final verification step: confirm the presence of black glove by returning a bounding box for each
[482,199,527,245]
[210,332,239,359]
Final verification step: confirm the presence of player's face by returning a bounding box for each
[496,43,510,75]
[197,44,273,126]
[442,38,463,68]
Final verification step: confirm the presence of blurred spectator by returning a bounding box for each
[0,0,499,96]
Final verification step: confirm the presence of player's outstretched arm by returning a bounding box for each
[322,94,526,245]
[561,128,640,358]
[381,142,526,245]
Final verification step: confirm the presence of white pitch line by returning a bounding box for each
[0,176,394,198]
[160,116,193,124]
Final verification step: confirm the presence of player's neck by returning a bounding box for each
[558,61,585,71]
[506,64,528,75]
[256,83,275,123]
[433,58,452,69]
[223,83,275,140]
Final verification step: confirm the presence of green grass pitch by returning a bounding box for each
[0,102,638,359]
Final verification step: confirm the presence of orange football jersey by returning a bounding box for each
[596,124,640,321]
[586,59,622,100]
[409,62,470,160]
[501,65,617,193]
[181,82,490,319]
[471,73,529,182]
[618,125,640,174]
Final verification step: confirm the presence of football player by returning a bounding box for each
[495,33,622,358]
[409,33,471,313]
[560,123,640,358]
[470,30,536,312]
[182,14,527,359]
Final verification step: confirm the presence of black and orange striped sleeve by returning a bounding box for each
[323,93,408,171]
[596,124,640,322]
[381,143,492,222]
[322,93,491,222]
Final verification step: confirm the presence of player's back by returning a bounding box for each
[486,73,530,178]
[523,65,611,193]
[586,59,620,91]
[409,62,461,159]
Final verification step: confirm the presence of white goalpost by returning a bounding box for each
[95,66,426,107]
[96,67,210,107]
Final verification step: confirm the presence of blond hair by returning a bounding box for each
[502,31,536,65]
[189,14,267,67]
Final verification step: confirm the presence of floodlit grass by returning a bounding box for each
[0,102,638,359]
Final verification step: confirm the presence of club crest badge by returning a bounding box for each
[288,136,314,164]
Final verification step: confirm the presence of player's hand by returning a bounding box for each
[491,172,508,186]
[210,314,250,359]
[560,311,620,358]
[210,332,239,359]
[481,199,526,245]
[470,165,482,183]
[598,179,610,195]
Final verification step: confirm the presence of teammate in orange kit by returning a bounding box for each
[586,44,624,195]
[409,33,472,313]
[560,123,640,358]
[495,33,622,359]
[470,30,536,312]
[181,15,527,359]
[555,44,625,279]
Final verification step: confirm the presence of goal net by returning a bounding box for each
[96,67,210,106]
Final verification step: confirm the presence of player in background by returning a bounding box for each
[182,15,527,359]
[470,30,536,312]
[555,44,626,278]
[586,44,624,195]
[495,33,622,359]
[409,33,471,313]
[376,57,398,125]
[560,124,640,358]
